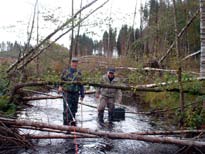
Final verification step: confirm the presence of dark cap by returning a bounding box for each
[71,57,79,62]
[107,67,115,73]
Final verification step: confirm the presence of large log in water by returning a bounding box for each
[16,124,205,136]
[23,134,97,139]
[1,117,205,147]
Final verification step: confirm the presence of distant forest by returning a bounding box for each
[0,0,200,63]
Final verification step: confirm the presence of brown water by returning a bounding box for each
[17,92,180,154]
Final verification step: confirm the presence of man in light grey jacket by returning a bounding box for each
[96,68,122,124]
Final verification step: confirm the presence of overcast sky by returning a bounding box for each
[0,0,147,47]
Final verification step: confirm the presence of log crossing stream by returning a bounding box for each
[17,92,180,154]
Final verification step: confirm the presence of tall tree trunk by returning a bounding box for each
[139,1,144,61]
[200,0,205,77]
[184,0,189,56]
[155,2,159,57]
[108,26,111,58]
[132,0,137,41]
[200,2,205,123]
[36,6,40,76]
[74,0,83,57]
[69,0,75,64]
[172,0,185,127]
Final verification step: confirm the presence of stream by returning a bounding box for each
[17,92,180,154]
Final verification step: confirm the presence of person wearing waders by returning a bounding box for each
[58,57,84,126]
[96,68,122,125]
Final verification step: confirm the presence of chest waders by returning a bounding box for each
[62,93,76,125]
[62,71,80,126]
[97,75,121,125]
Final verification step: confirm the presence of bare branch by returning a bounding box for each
[158,9,200,64]
[7,0,99,73]
[16,0,110,71]
[182,50,201,61]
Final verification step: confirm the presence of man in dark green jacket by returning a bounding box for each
[59,57,84,126]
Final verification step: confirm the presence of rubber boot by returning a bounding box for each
[63,120,68,125]
[70,121,76,126]
[63,115,68,125]
[98,111,104,124]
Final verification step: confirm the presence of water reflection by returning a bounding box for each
[18,92,179,154]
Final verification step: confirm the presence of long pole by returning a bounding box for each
[80,99,83,127]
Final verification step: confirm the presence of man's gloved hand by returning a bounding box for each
[96,94,100,99]
[80,97,84,101]
[58,86,63,94]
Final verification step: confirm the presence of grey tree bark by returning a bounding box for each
[200,0,205,77]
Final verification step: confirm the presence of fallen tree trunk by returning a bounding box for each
[21,95,203,116]
[16,123,205,137]
[116,67,194,76]
[16,124,205,137]
[9,78,205,103]
[22,89,95,98]
[10,78,205,99]
[79,62,199,75]
[159,9,200,64]
[117,67,178,73]
[22,89,56,96]
[131,129,205,136]
[182,50,201,61]
[21,96,149,115]
[22,96,100,110]
[16,125,98,138]
[17,0,109,71]
[0,121,32,148]
[14,125,66,134]
[1,117,205,147]
[23,134,97,139]
[6,0,98,73]
[22,96,62,101]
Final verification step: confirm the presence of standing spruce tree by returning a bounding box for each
[129,0,200,65]
[102,31,109,55]
[108,27,117,57]
[102,27,116,57]
[117,25,128,56]
[74,34,94,56]
[117,25,140,58]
